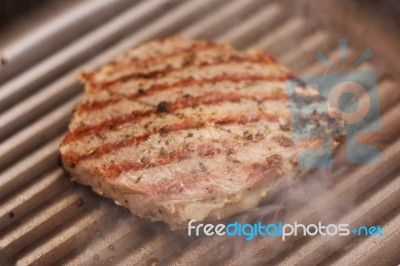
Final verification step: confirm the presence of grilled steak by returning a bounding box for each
[59,36,342,229]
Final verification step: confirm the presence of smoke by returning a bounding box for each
[181,144,360,265]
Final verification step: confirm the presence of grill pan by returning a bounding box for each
[0,0,399,265]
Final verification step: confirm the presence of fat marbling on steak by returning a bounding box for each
[59,36,342,229]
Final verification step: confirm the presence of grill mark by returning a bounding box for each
[105,133,319,181]
[63,113,277,167]
[106,135,320,183]
[102,129,294,180]
[105,142,229,179]
[107,40,226,68]
[64,89,287,144]
[80,43,226,84]
[77,72,295,114]
[78,130,320,181]
[104,43,230,73]
[85,53,280,92]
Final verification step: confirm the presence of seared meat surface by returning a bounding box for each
[59,36,341,228]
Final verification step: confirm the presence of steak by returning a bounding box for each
[59,36,342,229]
